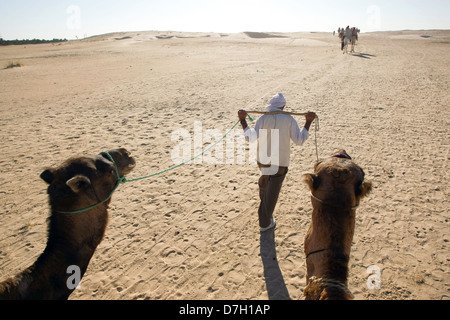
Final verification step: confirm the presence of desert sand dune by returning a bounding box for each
[0,30,449,300]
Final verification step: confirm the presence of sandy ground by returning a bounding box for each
[0,30,449,300]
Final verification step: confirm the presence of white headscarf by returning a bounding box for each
[265,93,286,112]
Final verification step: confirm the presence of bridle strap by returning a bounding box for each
[331,153,352,160]
[306,248,327,259]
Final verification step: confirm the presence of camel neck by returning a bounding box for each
[314,206,355,286]
[20,241,95,300]
[0,226,98,300]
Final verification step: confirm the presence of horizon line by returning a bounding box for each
[2,28,449,41]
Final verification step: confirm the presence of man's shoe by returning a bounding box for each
[260,218,276,233]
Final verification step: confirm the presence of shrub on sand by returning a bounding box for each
[5,61,23,69]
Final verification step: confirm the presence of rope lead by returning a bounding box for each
[59,112,319,214]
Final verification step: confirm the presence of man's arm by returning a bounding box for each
[291,111,317,146]
[238,110,258,142]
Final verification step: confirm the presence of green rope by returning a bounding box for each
[124,119,242,183]
[56,180,122,215]
[59,119,245,214]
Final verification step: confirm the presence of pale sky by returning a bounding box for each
[1,0,449,40]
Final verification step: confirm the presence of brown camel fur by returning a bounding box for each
[302,150,372,300]
[0,148,135,300]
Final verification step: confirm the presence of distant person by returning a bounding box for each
[345,26,352,39]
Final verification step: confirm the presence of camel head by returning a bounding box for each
[302,149,372,300]
[40,148,135,212]
[0,149,136,300]
[39,148,136,247]
[302,149,372,209]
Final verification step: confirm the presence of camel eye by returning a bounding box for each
[95,158,113,173]
[355,181,363,195]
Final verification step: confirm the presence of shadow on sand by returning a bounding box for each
[352,52,376,59]
[260,229,291,300]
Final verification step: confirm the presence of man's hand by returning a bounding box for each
[238,110,247,121]
[304,111,317,131]
[305,111,316,123]
[238,110,248,130]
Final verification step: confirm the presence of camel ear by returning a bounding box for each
[40,169,56,184]
[360,180,373,198]
[302,173,319,191]
[66,175,91,193]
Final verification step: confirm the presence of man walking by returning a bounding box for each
[238,93,316,232]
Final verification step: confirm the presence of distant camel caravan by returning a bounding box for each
[338,27,360,54]
[0,149,135,300]
[302,150,372,300]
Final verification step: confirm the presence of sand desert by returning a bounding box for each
[0,30,449,300]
